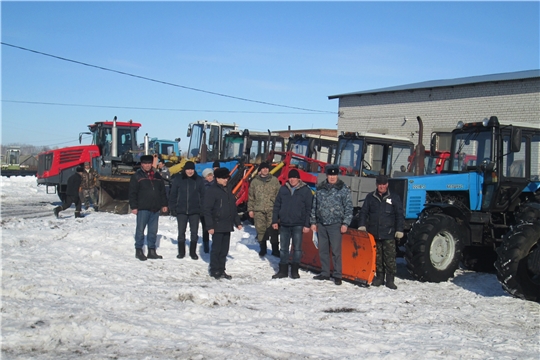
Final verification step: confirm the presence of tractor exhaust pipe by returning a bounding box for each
[415,116,425,176]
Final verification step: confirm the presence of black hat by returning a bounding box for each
[214,167,230,179]
[288,169,300,179]
[259,162,270,170]
[184,161,195,170]
[212,161,220,168]
[76,166,84,173]
[140,155,153,164]
[376,174,389,184]
[325,165,339,175]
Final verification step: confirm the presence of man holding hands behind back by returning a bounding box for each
[358,174,404,289]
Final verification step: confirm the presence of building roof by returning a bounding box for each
[328,69,540,99]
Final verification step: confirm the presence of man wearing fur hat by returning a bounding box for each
[203,167,243,279]
[358,174,404,289]
[129,155,169,261]
[169,161,205,260]
[271,169,313,279]
[310,165,353,286]
[248,161,281,257]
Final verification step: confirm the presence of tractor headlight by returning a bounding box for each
[456,121,464,129]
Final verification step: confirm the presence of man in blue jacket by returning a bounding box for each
[358,174,404,289]
[203,168,243,280]
[129,155,169,261]
[271,169,313,279]
[310,165,353,285]
[169,161,205,260]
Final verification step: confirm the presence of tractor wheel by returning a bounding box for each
[405,213,464,282]
[495,220,540,302]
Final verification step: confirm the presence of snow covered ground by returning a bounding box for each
[1,176,539,359]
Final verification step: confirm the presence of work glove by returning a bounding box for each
[395,231,404,239]
[358,226,366,231]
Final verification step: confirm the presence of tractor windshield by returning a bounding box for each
[335,138,364,175]
[222,136,244,160]
[452,129,491,171]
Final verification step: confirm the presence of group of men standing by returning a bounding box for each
[128,154,404,289]
[129,156,242,280]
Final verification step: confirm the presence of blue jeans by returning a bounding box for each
[134,210,160,249]
[279,225,303,265]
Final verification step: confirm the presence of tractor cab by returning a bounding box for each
[186,120,238,163]
[222,129,285,164]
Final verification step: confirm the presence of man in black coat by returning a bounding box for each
[358,175,404,289]
[169,161,205,260]
[271,169,313,279]
[129,155,169,261]
[54,166,84,219]
[202,167,243,279]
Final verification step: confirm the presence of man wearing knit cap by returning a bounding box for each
[203,167,243,279]
[248,161,281,257]
[271,169,313,279]
[310,165,353,285]
[169,160,205,260]
[358,174,404,289]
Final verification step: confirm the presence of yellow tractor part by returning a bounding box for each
[300,228,376,285]
[167,157,197,176]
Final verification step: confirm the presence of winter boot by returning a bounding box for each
[75,211,83,218]
[203,239,210,254]
[147,248,163,259]
[135,248,147,261]
[177,240,186,259]
[271,241,280,257]
[189,240,199,260]
[290,263,300,279]
[371,272,385,287]
[53,206,61,219]
[272,264,289,279]
[385,274,397,290]
[258,240,267,257]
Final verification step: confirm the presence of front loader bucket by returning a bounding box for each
[299,228,376,285]
[97,176,131,214]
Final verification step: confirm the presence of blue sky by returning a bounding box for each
[2,1,539,152]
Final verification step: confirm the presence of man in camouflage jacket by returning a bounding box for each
[79,161,99,211]
[248,162,281,257]
[310,165,353,286]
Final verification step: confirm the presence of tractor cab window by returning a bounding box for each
[531,135,540,181]
[118,130,134,155]
[223,136,243,160]
[503,135,527,178]
[186,124,204,158]
[452,130,491,171]
[290,139,309,169]
[160,143,175,156]
[335,138,363,176]
[390,144,412,176]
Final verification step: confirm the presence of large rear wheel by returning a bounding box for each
[495,220,540,302]
[406,213,464,282]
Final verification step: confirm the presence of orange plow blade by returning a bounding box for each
[299,229,376,285]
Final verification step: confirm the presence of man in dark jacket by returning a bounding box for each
[169,161,205,260]
[271,169,313,279]
[54,166,84,219]
[129,155,169,261]
[310,165,353,286]
[202,167,243,280]
[358,174,404,289]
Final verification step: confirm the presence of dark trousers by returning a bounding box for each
[200,216,211,243]
[176,214,200,244]
[316,223,342,279]
[376,239,397,275]
[210,232,231,275]
[60,195,82,213]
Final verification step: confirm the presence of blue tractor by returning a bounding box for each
[389,116,540,301]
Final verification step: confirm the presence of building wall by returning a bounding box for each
[336,78,540,146]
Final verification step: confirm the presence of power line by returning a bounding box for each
[2,99,329,115]
[2,42,337,115]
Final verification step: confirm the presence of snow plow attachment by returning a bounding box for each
[97,176,131,214]
[300,228,377,285]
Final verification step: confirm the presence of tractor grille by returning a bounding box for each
[59,149,85,164]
